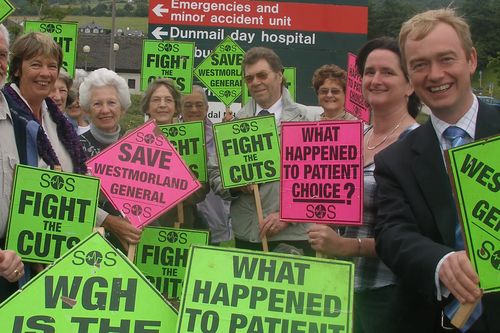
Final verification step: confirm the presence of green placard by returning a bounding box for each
[24,21,78,78]
[159,121,207,182]
[0,0,14,24]
[177,245,354,332]
[0,232,178,331]
[194,36,245,106]
[5,165,99,264]
[141,40,195,93]
[242,67,296,106]
[134,226,209,298]
[213,115,280,189]
[446,135,500,293]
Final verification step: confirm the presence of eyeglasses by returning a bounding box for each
[243,70,273,84]
[318,88,343,96]
[151,97,175,105]
[183,102,205,110]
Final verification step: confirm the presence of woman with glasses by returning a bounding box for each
[139,78,208,228]
[307,38,420,333]
[312,64,357,121]
[78,68,142,252]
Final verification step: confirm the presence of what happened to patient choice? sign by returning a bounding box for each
[281,121,363,225]
[6,165,99,264]
[446,134,500,293]
[177,245,354,332]
[213,115,280,189]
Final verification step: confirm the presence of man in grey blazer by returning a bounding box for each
[374,8,500,332]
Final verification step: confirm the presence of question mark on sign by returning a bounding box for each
[344,183,355,205]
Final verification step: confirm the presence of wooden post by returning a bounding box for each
[451,294,482,329]
[54,165,62,171]
[174,202,184,229]
[127,245,136,261]
[225,106,230,118]
[93,227,105,237]
[253,184,269,252]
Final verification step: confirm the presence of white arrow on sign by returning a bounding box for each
[153,4,169,17]
[152,26,169,39]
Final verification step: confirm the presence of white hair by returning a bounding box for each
[79,68,131,111]
[0,24,10,48]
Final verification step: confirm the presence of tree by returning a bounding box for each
[40,4,73,20]
[133,2,148,17]
[124,3,134,13]
[368,0,418,40]
[487,52,500,86]
[93,3,109,16]
[460,0,500,69]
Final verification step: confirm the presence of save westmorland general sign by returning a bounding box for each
[86,120,201,228]
[6,165,99,264]
[0,232,178,331]
[194,35,245,106]
[446,134,500,293]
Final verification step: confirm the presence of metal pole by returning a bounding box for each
[109,0,116,70]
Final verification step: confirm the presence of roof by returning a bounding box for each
[80,23,106,30]
[76,34,145,73]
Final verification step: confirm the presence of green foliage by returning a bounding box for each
[368,0,418,40]
[459,0,500,69]
[40,4,73,20]
[133,3,148,17]
[123,3,134,13]
[487,52,500,86]
[119,94,145,135]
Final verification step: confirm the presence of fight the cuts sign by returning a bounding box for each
[6,165,100,263]
[86,121,201,228]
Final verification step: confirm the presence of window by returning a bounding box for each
[128,79,135,89]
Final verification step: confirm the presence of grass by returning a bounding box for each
[10,15,148,32]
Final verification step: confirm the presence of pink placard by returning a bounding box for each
[345,53,370,123]
[280,121,363,225]
[86,121,201,228]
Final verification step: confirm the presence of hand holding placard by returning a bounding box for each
[0,250,24,282]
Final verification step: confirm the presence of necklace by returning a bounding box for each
[366,113,409,150]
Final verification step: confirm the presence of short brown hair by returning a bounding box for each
[312,65,347,93]
[141,78,182,116]
[241,46,286,87]
[399,8,473,73]
[8,31,63,85]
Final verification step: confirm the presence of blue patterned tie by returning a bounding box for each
[443,126,482,332]
[257,109,270,116]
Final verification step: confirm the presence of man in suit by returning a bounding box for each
[374,9,500,332]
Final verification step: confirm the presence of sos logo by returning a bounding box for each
[158,42,180,52]
[122,203,152,218]
[232,121,258,135]
[218,44,238,52]
[162,125,186,138]
[72,250,117,266]
[158,230,188,244]
[306,204,336,219]
[477,240,500,270]
[40,173,75,192]
[135,132,163,146]
[40,23,62,34]
[218,90,238,98]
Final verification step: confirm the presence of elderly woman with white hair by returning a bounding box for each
[79,68,142,251]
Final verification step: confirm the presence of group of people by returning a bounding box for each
[0,6,498,333]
